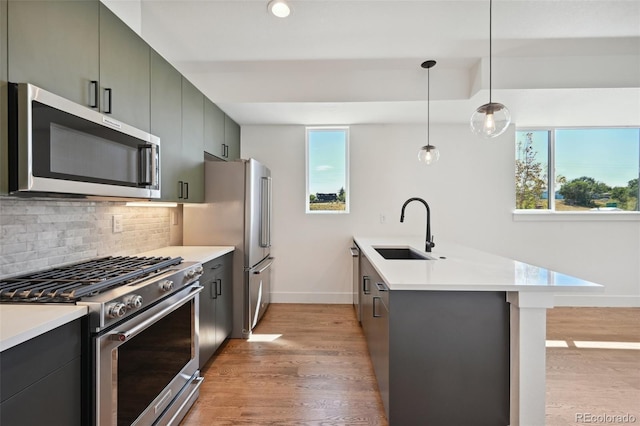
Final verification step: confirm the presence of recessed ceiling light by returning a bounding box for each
[268,0,291,18]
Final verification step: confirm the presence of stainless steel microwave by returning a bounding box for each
[8,83,160,199]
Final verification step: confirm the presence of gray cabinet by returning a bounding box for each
[359,254,510,426]
[150,51,204,203]
[8,1,150,131]
[0,319,82,426]
[150,50,182,202]
[180,77,205,202]
[205,108,240,161]
[224,114,241,160]
[204,98,225,158]
[98,3,150,132]
[7,0,100,106]
[1,0,7,195]
[199,252,233,368]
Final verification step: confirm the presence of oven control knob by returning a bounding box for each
[125,294,143,309]
[195,265,204,275]
[106,302,127,319]
[159,280,174,292]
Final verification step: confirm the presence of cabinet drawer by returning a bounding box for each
[0,319,81,401]
[0,356,82,426]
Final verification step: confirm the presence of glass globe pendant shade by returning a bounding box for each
[470,102,511,138]
[418,145,440,164]
[268,0,291,17]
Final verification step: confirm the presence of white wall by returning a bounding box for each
[242,124,640,307]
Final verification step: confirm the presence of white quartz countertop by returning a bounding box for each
[354,237,604,292]
[0,304,88,352]
[137,246,235,263]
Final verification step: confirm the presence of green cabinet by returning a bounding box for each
[180,77,205,202]
[150,50,182,202]
[7,0,100,106]
[1,0,7,194]
[98,3,150,132]
[150,52,204,203]
[199,252,233,368]
[204,98,225,158]
[224,114,241,160]
[8,1,149,131]
[204,102,240,162]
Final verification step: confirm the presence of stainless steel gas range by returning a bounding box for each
[0,256,205,426]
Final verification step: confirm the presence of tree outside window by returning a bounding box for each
[516,128,640,212]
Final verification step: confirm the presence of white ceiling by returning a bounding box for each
[103,0,640,127]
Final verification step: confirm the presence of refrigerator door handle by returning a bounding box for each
[260,176,272,248]
[253,257,274,274]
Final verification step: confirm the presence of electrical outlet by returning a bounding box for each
[112,215,123,233]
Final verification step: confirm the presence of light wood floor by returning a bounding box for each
[181,304,640,425]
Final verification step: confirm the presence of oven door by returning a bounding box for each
[94,284,203,426]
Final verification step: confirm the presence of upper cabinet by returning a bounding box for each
[98,3,150,132]
[150,51,204,203]
[180,78,205,202]
[7,1,150,131]
[204,98,225,158]
[204,100,241,162]
[224,115,241,161]
[1,0,7,195]
[7,0,100,107]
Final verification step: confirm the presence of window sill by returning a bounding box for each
[513,210,640,222]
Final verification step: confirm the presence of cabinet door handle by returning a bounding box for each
[373,296,381,318]
[376,282,387,292]
[211,280,217,299]
[225,144,229,157]
[184,182,189,200]
[216,278,222,296]
[178,181,184,199]
[104,88,112,113]
[363,276,371,295]
[211,263,222,270]
[89,80,99,108]
[221,143,226,158]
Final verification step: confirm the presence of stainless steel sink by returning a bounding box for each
[374,247,432,260]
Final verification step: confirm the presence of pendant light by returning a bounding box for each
[418,60,439,164]
[470,0,510,138]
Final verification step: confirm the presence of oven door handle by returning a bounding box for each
[110,285,204,342]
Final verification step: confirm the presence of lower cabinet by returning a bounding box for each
[0,319,82,426]
[199,252,233,368]
[359,254,510,426]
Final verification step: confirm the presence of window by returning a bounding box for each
[516,128,640,212]
[306,127,349,213]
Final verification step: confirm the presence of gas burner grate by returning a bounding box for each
[0,256,183,302]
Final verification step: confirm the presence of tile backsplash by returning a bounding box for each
[0,197,179,278]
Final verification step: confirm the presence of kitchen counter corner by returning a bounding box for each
[0,304,88,352]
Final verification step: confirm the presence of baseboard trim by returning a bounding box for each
[271,292,353,304]
[554,294,640,307]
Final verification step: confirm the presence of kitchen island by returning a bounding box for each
[353,237,603,426]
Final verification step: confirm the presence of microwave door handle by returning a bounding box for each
[138,144,153,186]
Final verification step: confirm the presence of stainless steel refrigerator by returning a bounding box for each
[183,158,273,338]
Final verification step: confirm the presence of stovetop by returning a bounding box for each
[0,256,183,303]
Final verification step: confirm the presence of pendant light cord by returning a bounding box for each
[427,66,430,146]
[489,0,492,104]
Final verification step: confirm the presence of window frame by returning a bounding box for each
[305,126,350,214]
[514,126,640,221]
